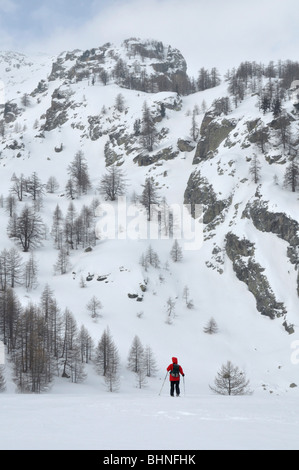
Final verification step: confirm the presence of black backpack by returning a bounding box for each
[170,363,180,378]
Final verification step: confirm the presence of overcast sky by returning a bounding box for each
[0,0,298,75]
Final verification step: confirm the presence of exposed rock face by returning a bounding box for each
[31,79,48,97]
[134,146,179,166]
[242,199,299,295]
[48,57,69,81]
[225,232,287,320]
[128,39,187,72]
[43,87,73,131]
[177,138,196,152]
[6,139,24,151]
[104,143,123,167]
[184,170,229,224]
[4,102,21,123]
[193,112,237,163]
[243,199,299,246]
[225,233,255,259]
[269,113,295,131]
[88,115,103,141]
[246,118,261,133]
[247,123,270,146]
[47,39,190,95]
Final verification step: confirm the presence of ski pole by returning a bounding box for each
[159,371,169,396]
[183,376,186,396]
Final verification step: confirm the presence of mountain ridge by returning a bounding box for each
[0,37,298,397]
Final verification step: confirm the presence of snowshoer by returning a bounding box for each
[167,357,184,397]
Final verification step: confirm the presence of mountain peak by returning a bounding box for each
[48,38,188,94]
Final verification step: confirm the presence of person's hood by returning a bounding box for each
[172,357,178,364]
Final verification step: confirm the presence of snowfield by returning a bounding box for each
[2,385,299,450]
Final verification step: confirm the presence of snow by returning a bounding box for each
[0,45,299,451]
[2,389,299,450]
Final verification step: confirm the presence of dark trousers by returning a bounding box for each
[170,380,180,396]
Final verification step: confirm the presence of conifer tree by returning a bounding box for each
[127,335,144,374]
[165,297,176,324]
[61,308,81,380]
[54,247,70,275]
[197,67,210,91]
[13,303,54,392]
[170,239,183,262]
[136,362,147,389]
[10,173,27,202]
[254,125,268,154]
[203,317,219,334]
[210,361,251,395]
[133,118,141,136]
[0,287,22,354]
[142,245,160,269]
[39,284,62,359]
[5,194,17,217]
[104,340,120,392]
[183,286,194,309]
[249,154,261,184]
[51,204,64,249]
[190,109,199,141]
[27,171,45,202]
[100,70,109,86]
[0,366,6,392]
[141,177,160,221]
[115,93,125,112]
[7,205,44,253]
[141,101,157,152]
[260,94,271,114]
[0,249,10,291]
[160,197,172,237]
[64,202,77,250]
[86,296,103,320]
[65,178,77,200]
[98,165,128,201]
[68,150,91,196]
[24,251,38,291]
[21,93,31,107]
[95,327,118,377]
[69,347,87,384]
[143,345,158,377]
[5,247,23,288]
[284,157,299,192]
[46,176,59,194]
[276,113,291,150]
[79,325,94,364]
[0,119,5,137]
[272,97,282,118]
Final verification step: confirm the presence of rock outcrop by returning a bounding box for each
[184,170,230,224]
[43,87,74,131]
[225,232,287,320]
[47,38,190,95]
[242,198,299,296]
[193,111,237,163]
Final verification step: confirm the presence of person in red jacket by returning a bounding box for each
[167,357,184,397]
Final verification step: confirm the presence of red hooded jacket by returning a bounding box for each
[167,357,184,382]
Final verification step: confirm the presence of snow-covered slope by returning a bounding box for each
[0,39,299,450]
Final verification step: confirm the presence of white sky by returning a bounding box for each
[0,0,298,76]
